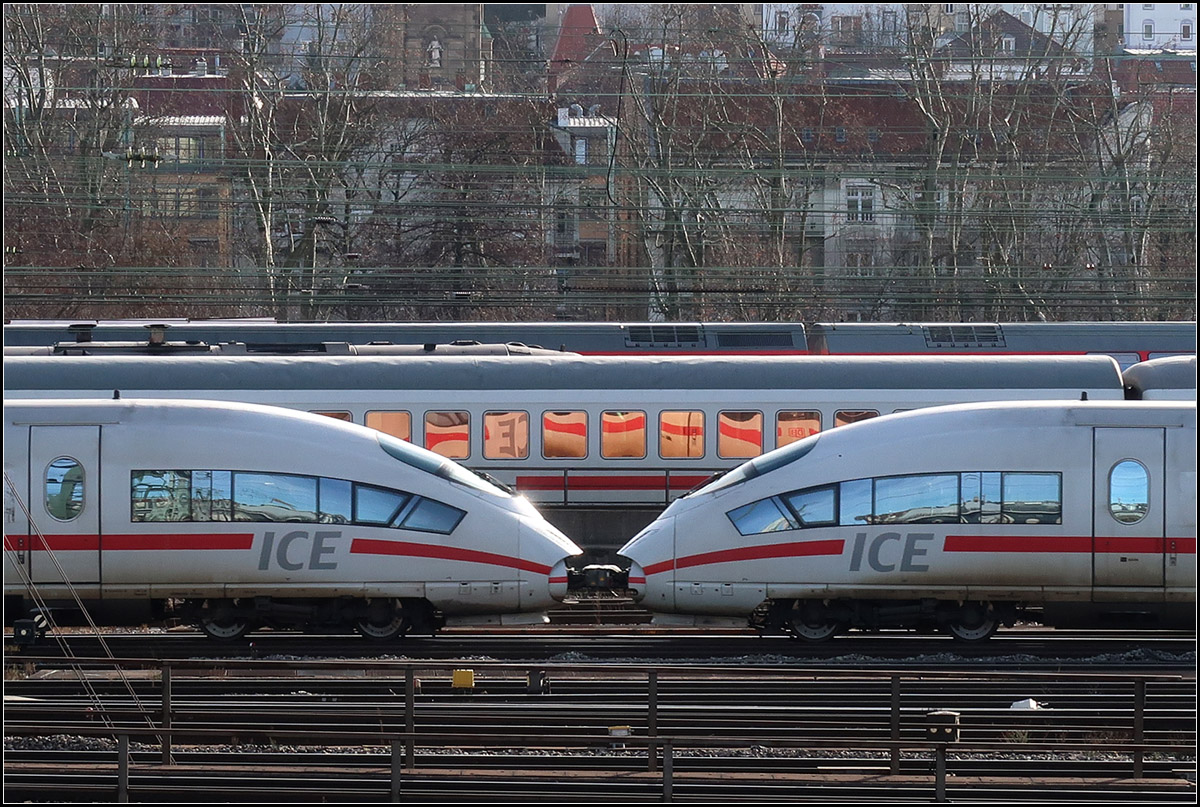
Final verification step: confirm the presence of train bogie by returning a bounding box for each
[4,398,582,639]
[618,400,1196,640]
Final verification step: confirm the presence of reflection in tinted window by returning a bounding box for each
[875,475,959,524]
[484,411,529,459]
[234,473,318,522]
[1109,461,1149,524]
[183,471,233,521]
[660,410,705,458]
[426,411,470,459]
[1003,473,1061,524]
[543,411,587,459]
[355,484,411,526]
[320,477,352,524]
[602,411,646,458]
[839,478,873,526]
[727,470,1062,534]
[131,470,191,522]
[718,411,762,458]
[776,410,820,447]
[835,410,878,427]
[123,469,464,535]
[727,497,796,536]
[45,457,84,521]
[366,410,412,441]
[961,472,1002,524]
[780,486,836,527]
[400,498,466,534]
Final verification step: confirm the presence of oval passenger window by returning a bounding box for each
[1108,460,1149,524]
[45,457,85,521]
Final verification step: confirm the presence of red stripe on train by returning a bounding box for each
[350,537,551,575]
[643,539,845,575]
[4,533,254,551]
[515,474,713,491]
[944,535,1196,553]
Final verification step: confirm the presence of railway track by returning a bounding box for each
[8,626,1195,672]
[4,657,1195,801]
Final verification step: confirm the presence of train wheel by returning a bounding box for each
[198,600,250,640]
[355,599,410,640]
[944,602,998,642]
[786,601,842,642]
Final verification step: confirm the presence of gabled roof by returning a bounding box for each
[550,5,605,70]
[938,10,1073,60]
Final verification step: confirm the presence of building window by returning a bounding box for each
[1143,20,1155,38]
[579,187,607,221]
[832,15,863,44]
[1183,20,1194,39]
[845,249,874,277]
[846,185,875,222]
[776,10,789,34]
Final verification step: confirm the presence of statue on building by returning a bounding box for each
[427,37,443,68]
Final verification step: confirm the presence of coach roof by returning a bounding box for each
[5,354,1126,393]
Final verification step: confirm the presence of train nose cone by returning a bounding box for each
[625,560,646,603]
[548,558,572,602]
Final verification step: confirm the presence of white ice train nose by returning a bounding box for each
[625,560,646,603]
[548,557,572,602]
[617,515,674,610]
[519,514,583,608]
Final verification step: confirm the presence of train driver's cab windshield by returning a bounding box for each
[377,433,508,497]
[692,434,821,496]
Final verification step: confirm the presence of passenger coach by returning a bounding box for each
[618,400,1196,640]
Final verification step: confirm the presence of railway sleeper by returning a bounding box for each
[180,596,444,640]
[752,598,1019,642]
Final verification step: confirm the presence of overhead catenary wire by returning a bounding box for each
[3,5,1195,322]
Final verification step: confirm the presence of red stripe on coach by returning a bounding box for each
[350,537,551,575]
[643,539,845,575]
